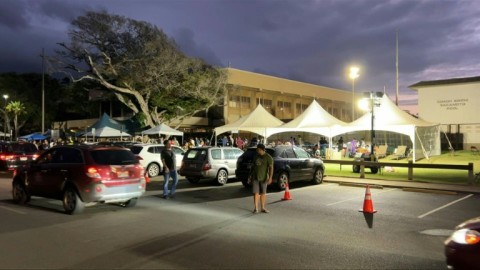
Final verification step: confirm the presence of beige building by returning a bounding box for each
[222,68,353,126]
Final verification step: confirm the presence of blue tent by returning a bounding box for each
[19,132,46,141]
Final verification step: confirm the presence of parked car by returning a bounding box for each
[0,142,40,171]
[96,141,136,148]
[179,146,244,185]
[11,145,146,214]
[445,216,480,269]
[235,145,325,190]
[129,144,185,177]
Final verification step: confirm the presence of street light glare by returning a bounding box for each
[3,94,8,100]
[358,99,370,111]
[349,67,360,79]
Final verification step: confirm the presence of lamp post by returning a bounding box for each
[349,67,360,120]
[360,91,383,157]
[3,94,8,141]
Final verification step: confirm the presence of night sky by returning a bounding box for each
[1,0,479,114]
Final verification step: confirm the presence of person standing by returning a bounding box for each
[248,144,274,214]
[161,140,178,199]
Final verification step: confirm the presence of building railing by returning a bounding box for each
[322,159,476,184]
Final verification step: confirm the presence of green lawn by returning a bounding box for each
[324,150,480,185]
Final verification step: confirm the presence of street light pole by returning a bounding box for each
[3,94,8,142]
[349,67,360,121]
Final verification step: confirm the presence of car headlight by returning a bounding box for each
[451,229,480,245]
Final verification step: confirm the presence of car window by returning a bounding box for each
[293,147,310,159]
[185,149,207,161]
[211,149,222,160]
[130,146,143,155]
[36,149,55,164]
[285,148,296,158]
[90,149,138,165]
[10,143,38,154]
[60,148,84,163]
[223,149,242,160]
[172,147,184,155]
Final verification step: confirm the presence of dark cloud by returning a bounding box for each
[0,0,29,29]
[1,0,479,113]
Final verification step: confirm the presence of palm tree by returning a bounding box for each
[6,101,26,140]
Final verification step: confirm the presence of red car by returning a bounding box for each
[12,145,146,214]
[445,216,480,269]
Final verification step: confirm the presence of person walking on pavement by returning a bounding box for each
[248,144,274,214]
[161,139,178,199]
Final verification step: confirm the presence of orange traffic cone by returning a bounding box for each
[359,184,377,213]
[282,183,292,201]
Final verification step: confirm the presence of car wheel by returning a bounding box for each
[147,163,161,177]
[312,168,324,185]
[370,167,379,174]
[352,165,360,173]
[121,198,138,208]
[12,181,30,204]
[276,172,289,190]
[63,187,85,215]
[216,169,228,185]
[187,177,201,184]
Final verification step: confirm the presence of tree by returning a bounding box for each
[54,11,226,128]
[6,101,26,140]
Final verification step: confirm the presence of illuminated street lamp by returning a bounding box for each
[349,67,360,120]
[359,91,383,156]
[3,94,8,141]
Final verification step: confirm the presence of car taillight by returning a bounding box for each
[202,162,211,171]
[86,166,101,179]
[32,154,39,160]
[0,155,14,160]
[136,155,143,160]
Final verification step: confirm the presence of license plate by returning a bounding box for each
[20,157,28,161]
[117,171,129,178]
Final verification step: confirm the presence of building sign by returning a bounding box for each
[418,84,479,124]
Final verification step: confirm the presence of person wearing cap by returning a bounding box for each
[248,143,274,213]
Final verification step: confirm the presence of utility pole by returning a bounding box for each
[41,48,45,133]
[396,31,399,106]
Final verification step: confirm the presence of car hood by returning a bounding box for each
[456,216,480,230]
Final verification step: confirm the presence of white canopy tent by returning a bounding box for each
[141,123,183,143]
[214,104,284,139]
[85,126,132,138]
[267,99,347,138]
[333,94,440,161]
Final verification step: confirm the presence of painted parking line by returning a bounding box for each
[418,194,474,219]
[0,204,27,215]
[326,188,398,206]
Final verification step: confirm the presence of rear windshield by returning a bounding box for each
[90,149,138,165]
[9,143,38,154]
[185,149,208,161]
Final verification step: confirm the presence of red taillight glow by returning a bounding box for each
[95,186,102,193]
[86,167,101,179]
[202,163,211,171]
[136,155,143,160]
[32,154,39,160]
[0,155,14,161]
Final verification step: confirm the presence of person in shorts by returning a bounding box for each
[248,144,273,213]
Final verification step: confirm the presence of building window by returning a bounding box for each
[229,95,240,108]
[277,101,292,113]
[230,95,250,108]
[241,96,250,108]
[296,103,308,114]
[257,98,273,109]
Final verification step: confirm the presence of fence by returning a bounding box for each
[322,159,475,184]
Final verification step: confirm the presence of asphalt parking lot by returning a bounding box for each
[0,176,479,269]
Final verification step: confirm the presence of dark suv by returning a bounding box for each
[235,145,325,190]
[12,145,146,214]
[0,142,39,171]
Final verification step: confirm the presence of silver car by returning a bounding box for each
[179,147,244,185]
